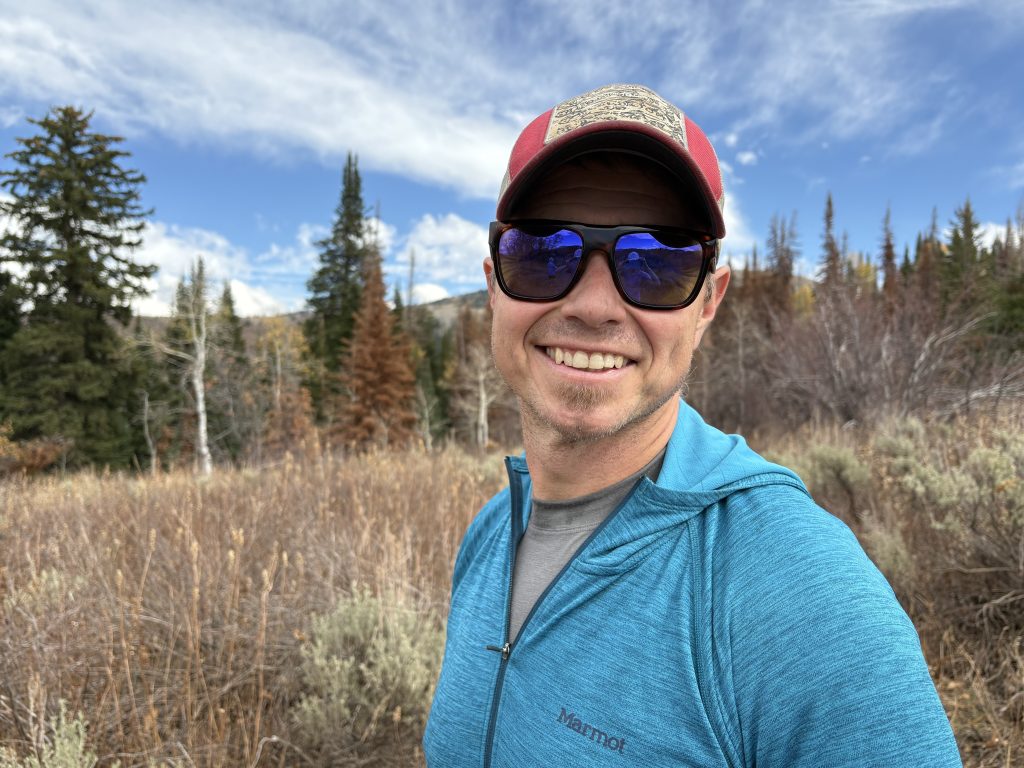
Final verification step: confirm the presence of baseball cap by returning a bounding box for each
[496,84,726,239]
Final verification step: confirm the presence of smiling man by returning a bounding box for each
[424,84,961,767]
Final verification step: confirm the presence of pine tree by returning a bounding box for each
[406,305,452,446]
[0,270,21,357]
[338,250,417,449]
[900,245,913,285]
[207,282,254,463]
[305,152,368,418]
[765,212,798,317]
[912,210,941,311]
[820,193,843,290]
[880,206,899,314]
[944,197,983,309]
[0,106,155,467]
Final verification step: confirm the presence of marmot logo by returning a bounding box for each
[557,707,626,754]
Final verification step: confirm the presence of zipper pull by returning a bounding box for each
[485,643,510,659]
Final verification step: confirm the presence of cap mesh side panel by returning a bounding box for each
[683,116,723,203]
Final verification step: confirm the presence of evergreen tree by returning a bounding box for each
[765,212,798,317]
[991,273,1024,350]
[912,210,941,311]
[0,106,154,467]
[880,206,899,314]
[0,270,21,357]
[406,304,453,445]
[944,197,983,308]
[213,282,246,355]
[130,315,175,474]
[305,152,368,418]
[338,250,416,449]
[899,245,912,285]
[820,193,843,290]
[207,281,254,463]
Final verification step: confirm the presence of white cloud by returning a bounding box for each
[1,0,1013,202]
[412,283,451,304]
[364,217,397,255]
[720,191,758,260]
[736,150,758,166]
[0,105,22,128]
[978,221,1006,250]
[133,221,253,316]
[252,222,324,280]
[133,220,322,316]
[226,279,286,317]
[387,213,489,297]
[0,1,519,198]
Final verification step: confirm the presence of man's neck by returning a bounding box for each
[522,399,679,501]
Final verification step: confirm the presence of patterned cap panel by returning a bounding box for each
[544,84,687,148]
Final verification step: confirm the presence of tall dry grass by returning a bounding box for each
[1,411,1022,766]
[0,443,505,766]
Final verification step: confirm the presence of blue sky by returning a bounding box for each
[1,0,1022,316]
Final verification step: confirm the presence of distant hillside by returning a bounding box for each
[135,288,491,338]
[416,289,489,328]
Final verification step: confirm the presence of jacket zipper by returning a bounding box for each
[480,457,522,768]
[480,461,645,768]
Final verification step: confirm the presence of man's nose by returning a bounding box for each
[558,250,627,325]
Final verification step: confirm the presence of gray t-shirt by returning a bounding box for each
[508,448,666,642]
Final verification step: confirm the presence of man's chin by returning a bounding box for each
[525,389,634,445]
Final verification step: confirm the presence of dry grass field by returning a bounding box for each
[1,412,1022,766]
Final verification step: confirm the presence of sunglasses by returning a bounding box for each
[489,220,718,310]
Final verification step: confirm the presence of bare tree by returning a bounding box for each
[145,258,213,475]
[451,340,507,449]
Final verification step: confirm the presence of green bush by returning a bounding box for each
[888,424,1024,633]
[793,444,871,522]
[290,586,444,765]
[0,704,115,768]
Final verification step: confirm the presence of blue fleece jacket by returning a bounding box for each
[424,401,961,767]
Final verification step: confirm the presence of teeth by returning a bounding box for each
[545,347,627,371]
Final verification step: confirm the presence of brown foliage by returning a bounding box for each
[337,255,417,450]
[0,423,70,476]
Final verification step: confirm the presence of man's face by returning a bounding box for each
[486,153,730,444]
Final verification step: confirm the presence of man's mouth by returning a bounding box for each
[544,346,627,371]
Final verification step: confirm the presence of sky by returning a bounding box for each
[1,0,1022,316]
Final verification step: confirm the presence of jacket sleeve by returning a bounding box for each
[708,486,962,768]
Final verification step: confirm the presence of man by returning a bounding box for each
[424,84,960,767]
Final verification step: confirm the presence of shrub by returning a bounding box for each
[893,429,1024,634]
[782,443,871,523]
[290,586,444,766]
[0,703,114,768]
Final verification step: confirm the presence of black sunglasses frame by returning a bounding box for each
[488,219,719,310]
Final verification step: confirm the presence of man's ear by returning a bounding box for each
[484,257,497,309]
[693,265,731,348]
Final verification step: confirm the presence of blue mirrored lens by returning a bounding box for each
[613,232,704,307]
[498,227,583,299]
